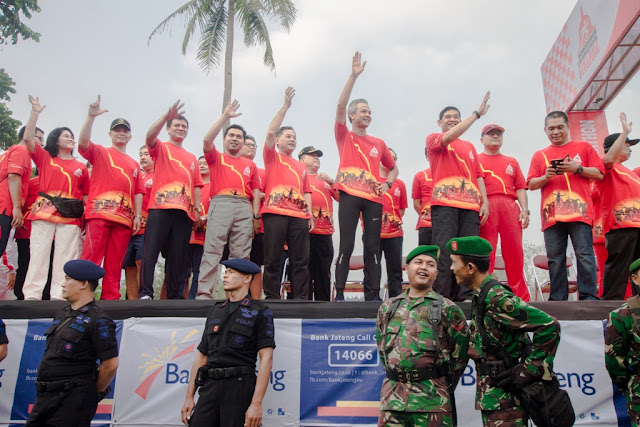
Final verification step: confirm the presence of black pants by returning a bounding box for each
[309,233,334,301]
[418,227,433,246]
[603,228,640,299]
[335,191,382,301]
[431,206,479,301]
[140,209,193,299]
[190,375,257,427]
[26,383,98,427]
[363,235,404,298]
[15,238,30,299]
[0,212,11,257]
[262,214,310,300]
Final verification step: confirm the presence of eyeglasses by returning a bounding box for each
[244,142,256,148]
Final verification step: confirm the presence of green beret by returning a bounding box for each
[406,245,440,264]
[447,236,493,257]
[629,258,640,274]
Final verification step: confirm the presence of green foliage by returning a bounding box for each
[0,103,21,149]
[0,0,41,45]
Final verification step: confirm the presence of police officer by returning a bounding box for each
[26,260,119,427]
[448,236,560,426]
[0,317,8,362]
[605,257,640,425]
[181,259,275,427]
[376,245,469,426]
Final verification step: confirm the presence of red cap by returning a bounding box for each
[481,124,505,135]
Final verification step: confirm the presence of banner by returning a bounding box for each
[568,110,609,155]
[0,318,631,426]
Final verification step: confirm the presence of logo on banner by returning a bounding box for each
[134,328,199,400]
[578,7,599,77]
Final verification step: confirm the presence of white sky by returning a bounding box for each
[3,0,640,253]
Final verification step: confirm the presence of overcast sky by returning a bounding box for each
[4,0,640,252]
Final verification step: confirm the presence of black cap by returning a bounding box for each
[298,146,323,160]
[110,118,131,131]
[603,133,639,153]
[63,260,106,281]
[221,259,261,275]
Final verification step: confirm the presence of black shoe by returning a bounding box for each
[334,291,345,302]
[371,296,383,302]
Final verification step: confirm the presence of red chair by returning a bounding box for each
[331,255,365,301]
[531,254,578,301]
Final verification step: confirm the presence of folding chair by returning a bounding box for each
[331,255,365,301]
[492,254,509,285]
[531,254,578,301]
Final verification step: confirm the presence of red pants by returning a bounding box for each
[593,242,607,297]
[479,195,530,301]
[81,218,131,300]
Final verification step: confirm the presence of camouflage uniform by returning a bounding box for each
[469,277,560,427]
[605,296,640,427]
[375,289,469,427]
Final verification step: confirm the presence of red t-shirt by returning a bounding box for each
[334,121,396,204]
[14,176,39,240]
[146,139,204,221]
[478,153,527,199]
[204,148,259,199]
[308,174,337,235]
[411,169,433,229]
[257,168,266,234]
[190,182,211,245]
[136,170,155,236]
[28,144,90,226]
[381,179,408,238]
[633,166,640,177]
[261,144,311,219]
[0,144,32,216]
[598,163,640,234]
[80,143,145,229]
[526,140,604,231]
[591,181,604,244]
[426,133,483,212]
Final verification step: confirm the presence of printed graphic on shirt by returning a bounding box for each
[540,190,589,227]
[309,180,334,235]
[431,177,481,208]
[89,192,135,224]
[336,167,379,200]
[265,185,308,215]
[150,182,194,212]
[611,199,640,229]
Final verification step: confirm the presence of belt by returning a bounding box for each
[386,365,449,383]
[35,376,94,392]
[476,360,509,377]
[205,366,254,379]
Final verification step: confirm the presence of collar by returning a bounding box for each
[473,274,494,296]
[221,294,252,307]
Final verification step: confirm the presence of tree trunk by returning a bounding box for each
[222,0,235,126]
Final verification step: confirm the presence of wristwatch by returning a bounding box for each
[574,165,584,175]
[385,181,394,188]
[253,213,261,220]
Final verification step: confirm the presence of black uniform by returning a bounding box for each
[26,301,118,427]
[0,317,8,345]
[190,295,275,427]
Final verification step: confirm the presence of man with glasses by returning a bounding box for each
[477,124,530,301]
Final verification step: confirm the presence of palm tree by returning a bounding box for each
[149,0,296,113]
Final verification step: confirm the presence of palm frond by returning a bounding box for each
[196,2,227,73]
[236,2,275,70]
[259,0,296,32]
[147,0,200,45]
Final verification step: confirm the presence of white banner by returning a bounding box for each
[0,319,28,424]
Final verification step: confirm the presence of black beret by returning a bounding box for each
[221,259,261,275]
[63,259,105,281]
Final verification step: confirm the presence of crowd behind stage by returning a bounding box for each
[1,53,639,304]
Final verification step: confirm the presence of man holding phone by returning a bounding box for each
[527,111,603,301]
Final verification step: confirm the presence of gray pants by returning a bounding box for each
[197,196,253,299]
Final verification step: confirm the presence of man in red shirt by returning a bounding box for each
[527,111,602,301]
[262,87,313,300]
[299,146,338,301]
[78,96,144,300]
[197,101,261,299]
[412,148,433,245]
[599,113,640,299]
[333,52,398,302]
[477,124,530,301]
[140,101,203,300]
[123,146,154,300]
[426,95,490,301]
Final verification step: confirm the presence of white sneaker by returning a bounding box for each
[139,295,152,300]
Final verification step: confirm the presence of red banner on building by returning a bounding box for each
[568,111,609,156]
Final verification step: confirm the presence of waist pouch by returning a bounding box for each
[39,192,84,218]
[518,376,575,427]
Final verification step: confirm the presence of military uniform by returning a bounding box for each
[375,289,469,426]
[26,301,118,427]
[190,295,275,427]
[470,276,560,427]
[605,295,640,426]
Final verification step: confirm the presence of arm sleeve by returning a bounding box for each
[334,121,348,148]
[526,152,544,184]
[604,310,632,392]
[380,143,396,170]
[92,317,119,361]
[513,159,528,190]
[399,180,408,210]
[147,139,161,160]
[249,163,260,191]
[256,306,276,350]
[78,140,96,163]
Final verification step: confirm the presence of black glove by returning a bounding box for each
[97,385,112,402]
[495,364,538,390]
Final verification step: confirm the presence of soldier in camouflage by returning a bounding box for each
[605,257,640,426]
[375,245,469,426]
[448,236,560,427]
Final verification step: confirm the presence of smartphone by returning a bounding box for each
[550,155,570,169]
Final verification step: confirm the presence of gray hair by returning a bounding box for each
[347,99,369,123]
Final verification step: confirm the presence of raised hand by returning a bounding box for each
[352,51,367,77]
[620,112,632,135]
[477,91,491,117]
[88,95,108,117]
[28,95,46,113]
[284,86,295,108]
[223,100,242,119]
[166,100,185,121]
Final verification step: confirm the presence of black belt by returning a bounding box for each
[35,376,94,392]
[386,365,449,383]
[476,360,509,377]
[205,366,254,379]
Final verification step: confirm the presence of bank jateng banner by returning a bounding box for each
[0,319,630,426]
